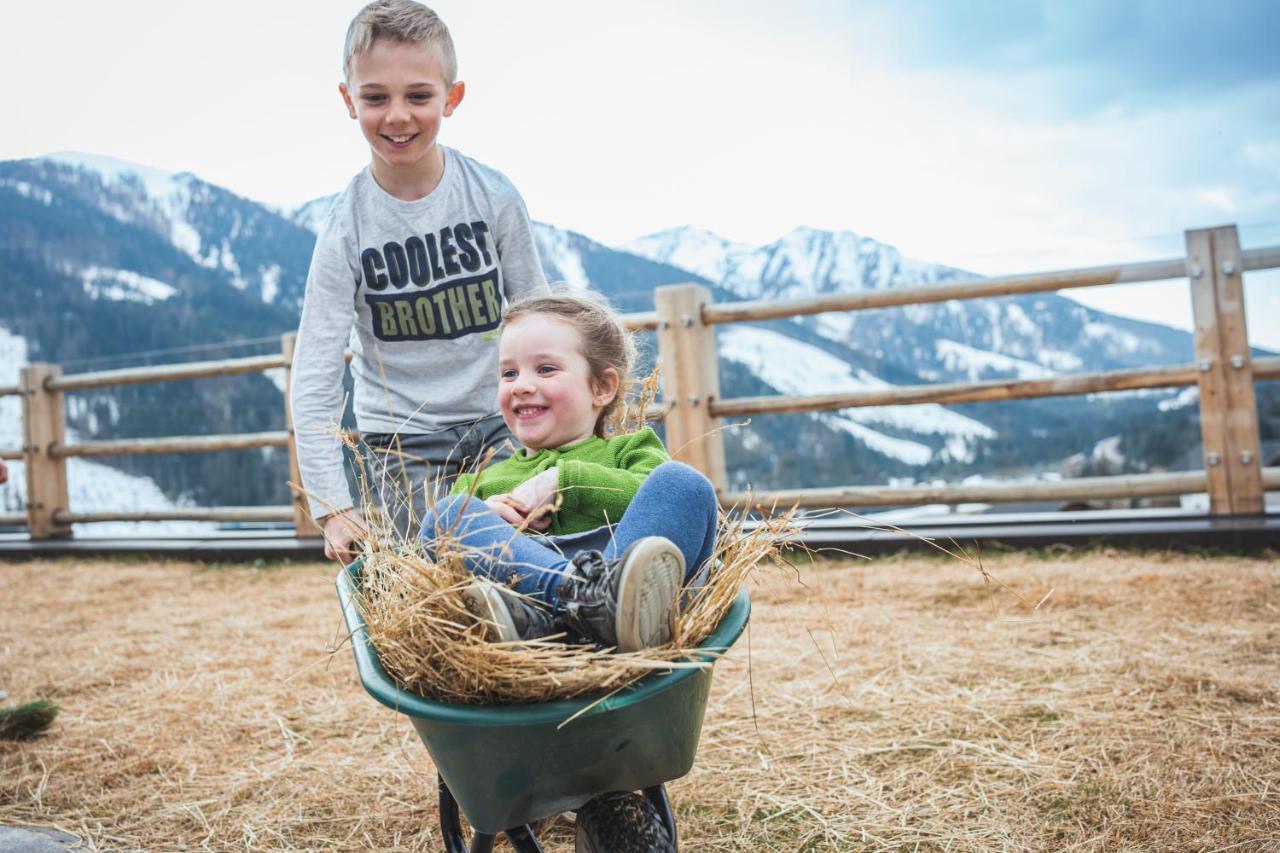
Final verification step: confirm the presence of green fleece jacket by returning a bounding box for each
[451,427,669,535]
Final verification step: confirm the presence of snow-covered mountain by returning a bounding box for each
[3,150,1251,503]
[625,225,1191,377]
[617,224,1219,483]
[625,224,954,300]
[11,152,313,313]
[0,153,304,513]
[283,193,1212,476]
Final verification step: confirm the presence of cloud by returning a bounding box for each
[861,0,1280,115]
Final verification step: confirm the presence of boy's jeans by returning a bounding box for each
[365,414,515,539]
[420,462,719,606]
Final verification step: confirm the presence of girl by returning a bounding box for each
[419,294,719,652]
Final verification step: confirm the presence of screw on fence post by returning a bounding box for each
[20,363,72,540]
[1186,224,1263,515]
[654,284,727,492]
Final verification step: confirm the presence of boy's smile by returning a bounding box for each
[340,39,465,199]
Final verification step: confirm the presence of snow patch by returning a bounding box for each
[1158,386,1199,412]
[935,339,1054,380]
[81,266,176,304]
[0,178,54,205]
[47,151,179,199]
[1083,321,1143,353]
[1038,349,1083,371]
[814,312,855,341]
[533,225,592,291]
[260,264,282,304]
[263,368,288,394]
[1093,435,1125,468]
[0,323,215,535]
[1004,303,1039,338]
[716,325,995,464]
[289,194,338,234]
[821,417,934,465]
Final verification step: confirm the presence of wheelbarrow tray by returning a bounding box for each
[337,558,750,835]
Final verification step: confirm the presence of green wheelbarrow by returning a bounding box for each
[337,559,751,853]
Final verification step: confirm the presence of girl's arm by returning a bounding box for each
[556,430,670,525]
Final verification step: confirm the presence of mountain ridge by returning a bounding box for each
[1,150,1259,509]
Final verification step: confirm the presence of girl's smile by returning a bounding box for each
[497,315,618,450]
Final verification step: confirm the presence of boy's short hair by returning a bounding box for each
[343,0,458,85]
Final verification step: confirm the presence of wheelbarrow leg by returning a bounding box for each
[642,785,678,851]
[439,774,469,853]
[503,824,544,852]
[467,835,496,853]
[439,773,543,853]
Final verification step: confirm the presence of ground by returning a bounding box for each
[1,547,1278,851]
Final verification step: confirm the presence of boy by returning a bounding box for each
[291,0,548,561]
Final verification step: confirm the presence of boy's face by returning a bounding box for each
[339,39,464,183]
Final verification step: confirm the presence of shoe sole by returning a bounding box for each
[614,537,684,652]
[462,582,520,643]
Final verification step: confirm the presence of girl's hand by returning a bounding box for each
[510,468,559,517]
[485,495,528,527]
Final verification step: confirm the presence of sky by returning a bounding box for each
[5,0,1279,347]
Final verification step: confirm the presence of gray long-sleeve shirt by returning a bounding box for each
[290,148,548,518]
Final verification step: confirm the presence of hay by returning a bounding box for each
[352,507,802,704]
[336,374,802,705]
[2,550,1278,850]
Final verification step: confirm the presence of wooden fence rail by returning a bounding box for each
[1,224,1277,538]
[52,431,290,459]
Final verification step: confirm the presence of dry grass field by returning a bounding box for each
[2,547,1278,851]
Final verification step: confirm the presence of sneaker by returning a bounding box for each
[463,579,560,642]
[555,537,684,652]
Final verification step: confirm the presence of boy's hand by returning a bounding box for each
[322,508,368,564]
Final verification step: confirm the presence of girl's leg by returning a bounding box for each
[603,462,717,583]
[421,494,571,605]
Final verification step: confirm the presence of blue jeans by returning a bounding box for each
[420,462,718,606]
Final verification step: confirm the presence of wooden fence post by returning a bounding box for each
[1185,225,1264,515]
[21,363,71,539]
[654,284,727,491]
[281,333,320,536]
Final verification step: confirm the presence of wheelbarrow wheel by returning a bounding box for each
[575,791,674,853]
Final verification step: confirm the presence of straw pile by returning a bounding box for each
[352,508,801,704]
[3,549,1278,850]
[344,366,802,705]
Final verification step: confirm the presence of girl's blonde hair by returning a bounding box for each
[502,292,636,438]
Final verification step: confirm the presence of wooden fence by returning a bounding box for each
[2,224,1277,539]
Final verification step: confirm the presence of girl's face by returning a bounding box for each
[497,315,618,450]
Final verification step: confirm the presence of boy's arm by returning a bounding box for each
[556,430,671,525]
[492,184,549,299]
[290,214,360,524]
